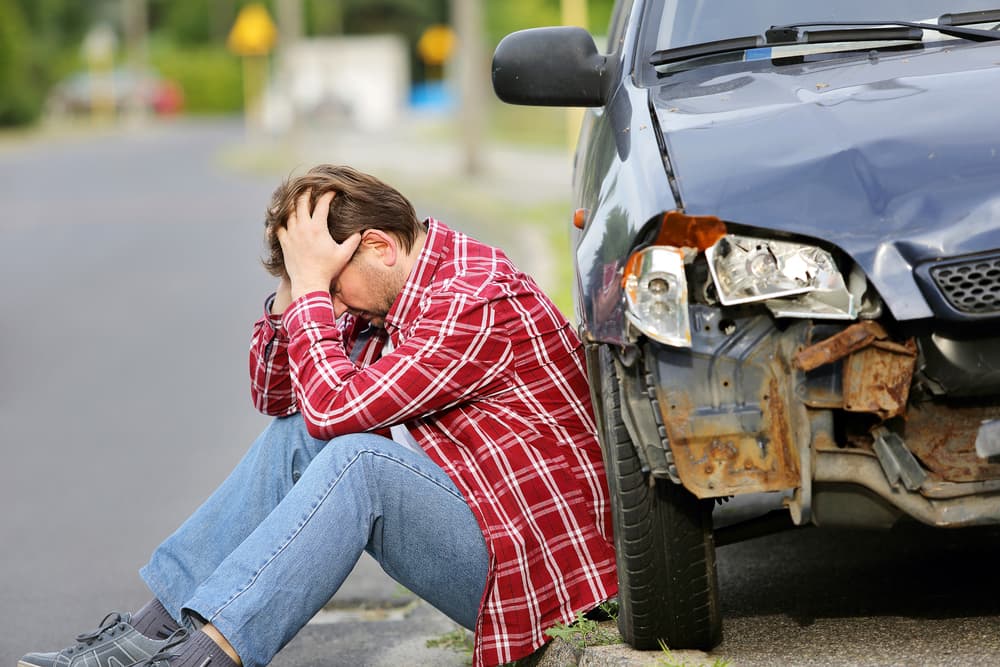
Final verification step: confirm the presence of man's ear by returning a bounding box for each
[360,229,399,267]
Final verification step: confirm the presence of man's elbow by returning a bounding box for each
[251,390,299,418]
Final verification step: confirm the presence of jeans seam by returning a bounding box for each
[204,448,466,623]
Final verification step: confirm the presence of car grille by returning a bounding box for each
[929,254,1000,315]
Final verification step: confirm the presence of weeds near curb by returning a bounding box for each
[545,611,621,650]
[426,627,474,665]
[655,640,732,667]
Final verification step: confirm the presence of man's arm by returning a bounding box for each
[248,278,299,416]
[255,186,358,416]
[271,188,509,436]
[282,290,512,440]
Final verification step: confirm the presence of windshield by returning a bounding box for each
[647,0,1000,50]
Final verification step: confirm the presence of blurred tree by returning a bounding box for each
[304,0,344,35]
[16,0,93,46]
[0,0,47,125]
[155,0,224,44]
[150,0,263,45]
[485,0,614,45]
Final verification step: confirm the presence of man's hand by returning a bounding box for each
[276,191,362,301]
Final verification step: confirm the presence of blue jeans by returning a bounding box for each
[140,416,490,667]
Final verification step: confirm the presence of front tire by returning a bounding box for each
[596,346,722,650]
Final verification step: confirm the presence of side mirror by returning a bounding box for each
[492,26,607,107]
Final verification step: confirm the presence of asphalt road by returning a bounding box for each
[0,120,286,661]
[2,119,999,667]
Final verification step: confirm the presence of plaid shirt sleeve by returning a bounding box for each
[281,289,512,439]
[248,294,299,416]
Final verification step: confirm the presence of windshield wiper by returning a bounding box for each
[650,11,1000,68]
[939,9,1000,25]
[650,35,764,67]
[774,18,1000,43]
[651,27,922,66]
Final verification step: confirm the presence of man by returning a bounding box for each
[19,165,617,667]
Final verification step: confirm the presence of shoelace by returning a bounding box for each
[128,628,190,667]
[66,612,131,654]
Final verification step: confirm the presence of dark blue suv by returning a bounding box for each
[494,0,1000,652]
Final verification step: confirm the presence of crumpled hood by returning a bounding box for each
[652,41,1000,320]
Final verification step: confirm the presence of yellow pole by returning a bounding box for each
[561,0,589,153]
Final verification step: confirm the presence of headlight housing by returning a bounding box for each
[623,246,692,347]
[706,234,857,319]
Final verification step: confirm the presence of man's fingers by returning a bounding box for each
[285,190,310,227]
[288,190,335,234]
[274,225,288,247]
[311,191,336,224]
[338,231,363,257]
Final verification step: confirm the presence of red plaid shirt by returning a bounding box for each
[249,219,617,666]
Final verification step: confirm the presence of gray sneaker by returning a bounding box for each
[18,613,182,667]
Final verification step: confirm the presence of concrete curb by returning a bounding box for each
[531,635,715,667]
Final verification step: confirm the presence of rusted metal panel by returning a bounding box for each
[794,321,889,372]
[842,339,917,419]
[656,376,800,498]
[794,321,916,420]
[903,401,1000,483]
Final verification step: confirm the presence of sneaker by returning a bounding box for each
[18,613,182,667]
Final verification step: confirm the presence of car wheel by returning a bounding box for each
[597,346,722,650]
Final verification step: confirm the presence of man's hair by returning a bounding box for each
[263,164,421,278]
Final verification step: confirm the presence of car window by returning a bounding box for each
[647,0,1000,50]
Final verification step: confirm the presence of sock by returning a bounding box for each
[170,630,240,667]
[131,598,182,640]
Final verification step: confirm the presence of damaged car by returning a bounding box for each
[492,0,1000,652]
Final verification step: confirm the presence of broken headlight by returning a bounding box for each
[706,234,857,319]
[623,246,692,347]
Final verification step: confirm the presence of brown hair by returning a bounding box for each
[262,164,421,277]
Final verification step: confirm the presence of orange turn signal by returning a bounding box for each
[654,211,727,251]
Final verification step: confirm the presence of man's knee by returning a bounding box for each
[307,433,410,485]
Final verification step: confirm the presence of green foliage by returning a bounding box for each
[304,0,345,35]
[545,611,621,650]
[656,640,733,667]
[486,0,617,47]
[426,627,474,665]
[15,0,90,46]
[597,599,620,620]
[151,0,263,45]
[0,0,45,126]
[485,0,561,47]
[158,0,218,44]
[149,42,243,114]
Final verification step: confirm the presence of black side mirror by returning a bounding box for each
[492,26,607,107]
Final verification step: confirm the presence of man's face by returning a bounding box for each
[330,248,399,327]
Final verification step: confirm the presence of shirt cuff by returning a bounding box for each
[282,291,339,337]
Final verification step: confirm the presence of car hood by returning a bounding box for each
[652,41,1000,320]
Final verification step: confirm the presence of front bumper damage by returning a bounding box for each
[613,305,1000,529]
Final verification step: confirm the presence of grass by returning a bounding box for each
[544,611,622,650]
[489,101,570,148]
[426,626,474,665]
[656,640,733,667]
